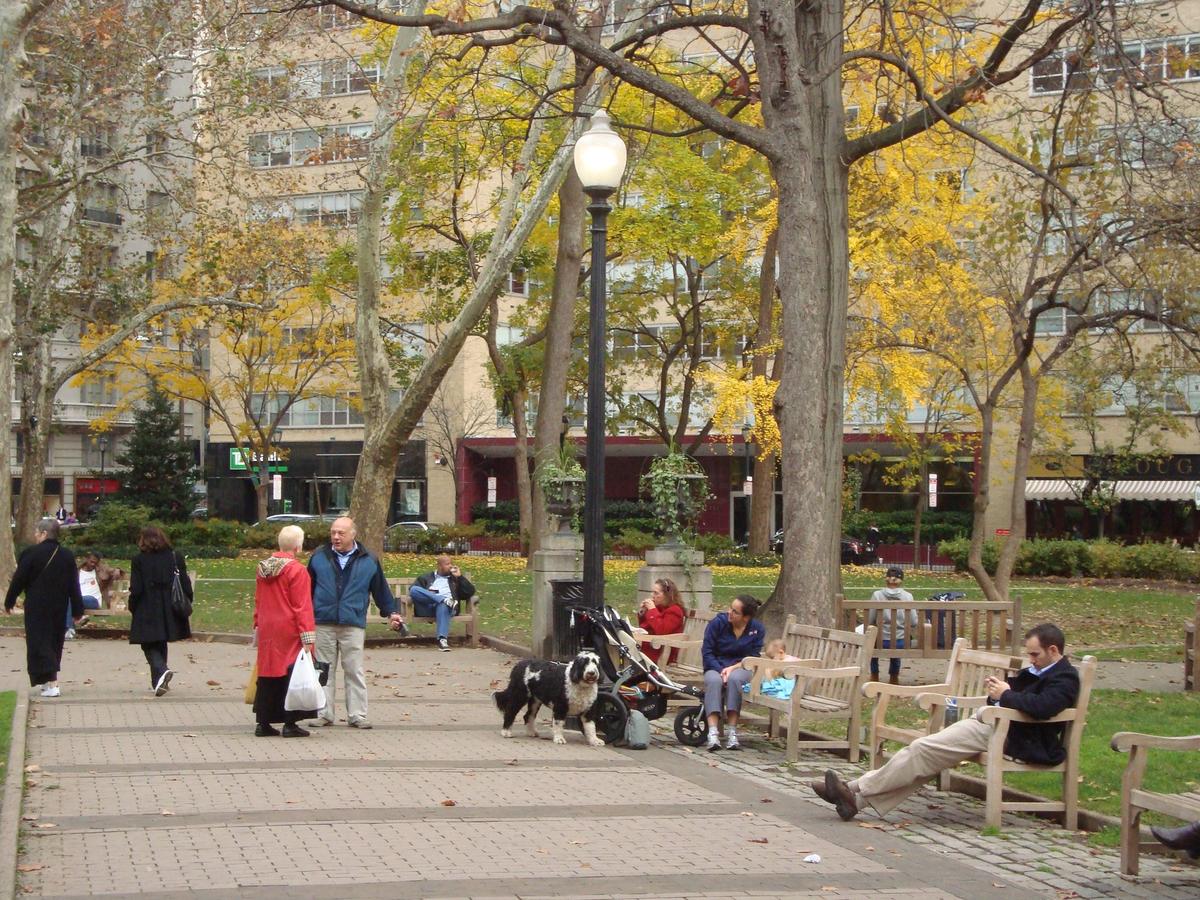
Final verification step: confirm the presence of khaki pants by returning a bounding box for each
[316,624,367,725]
[851,714,992,816]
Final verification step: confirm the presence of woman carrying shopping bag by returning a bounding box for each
[129,526,192,696]
[252,525,318,737]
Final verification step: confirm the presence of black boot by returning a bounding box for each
[1151,821,1200,859]
[255,723,280,737]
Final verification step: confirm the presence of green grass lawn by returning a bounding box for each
[0,690,15,791]
[73,555,1196,656]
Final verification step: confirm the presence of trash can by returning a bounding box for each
[550,579,597,661]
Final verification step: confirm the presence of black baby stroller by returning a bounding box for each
[568,605,707,746]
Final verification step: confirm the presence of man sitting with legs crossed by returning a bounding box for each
[812,623,1080,821]
[409,554,476,652]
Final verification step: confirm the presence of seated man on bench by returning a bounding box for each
[812,622,1080,821]
[409,554,476,652]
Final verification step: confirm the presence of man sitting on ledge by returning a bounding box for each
[812,622,1080,821]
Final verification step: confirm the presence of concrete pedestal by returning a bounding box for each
[637,546,713,611]
[531,531,584,660]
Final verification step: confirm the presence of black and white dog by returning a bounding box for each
[493,651,605,746]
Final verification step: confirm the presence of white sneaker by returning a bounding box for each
[40,685,61,697]
[437,637,451,652]
[705,732,720,752]
[154,670,173,696]
[725,732,741,750]
[64,629,76,640]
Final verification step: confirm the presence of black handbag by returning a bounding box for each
[170,564,192,618]
[314,660,330,687]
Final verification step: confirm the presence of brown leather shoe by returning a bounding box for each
[825,769,859,821]
[1152,821,1200,858]
[810,778,838,804]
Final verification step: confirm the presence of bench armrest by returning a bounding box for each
[978,705,1077,726]
[1111,732,1200,753]
[863,680,951,700]
[740,656,821,673]
[915,692,989,712]
[780,664,861,681]
[640,633,699,651]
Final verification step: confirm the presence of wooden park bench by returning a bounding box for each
[634,605,717,686]
[1112,731,1200,875]
[1184,596,1198,691]
[739,616,877,763]
[88,572,196,617]
[387,577,481,647]
[835,593,1022,659]
[865,638,1096,829]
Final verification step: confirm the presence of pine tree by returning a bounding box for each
[115,383,198,521]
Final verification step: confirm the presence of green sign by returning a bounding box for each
[229,448,287,473]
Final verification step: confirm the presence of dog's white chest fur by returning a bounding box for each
[565,678,598,715]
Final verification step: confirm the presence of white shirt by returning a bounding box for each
[429,574,452,601]
[78,569,102,602]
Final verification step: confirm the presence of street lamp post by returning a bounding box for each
[98,436,110,510]
[573,109,627,612]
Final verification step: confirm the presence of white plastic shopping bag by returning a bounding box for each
[284,647,324,711]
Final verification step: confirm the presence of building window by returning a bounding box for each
[507,268,527,296]
[145,129,169,156]
[248,124,372,167]
[80,125,115,158]
[1031,35,1200,94]
[80,375,118,406]
[250,191,364,227]
[81,182,123,226]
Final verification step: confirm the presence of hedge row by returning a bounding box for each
[937,538,1200,582]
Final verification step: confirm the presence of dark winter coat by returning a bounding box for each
[5,539,83,684]
[128,548,193,645]
[996,656,1081,765]
[412,569,476,611]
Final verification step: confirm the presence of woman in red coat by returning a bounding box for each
[253,525,317,737]
[638,577,686,664]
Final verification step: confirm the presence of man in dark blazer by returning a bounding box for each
[812,623,1081,820]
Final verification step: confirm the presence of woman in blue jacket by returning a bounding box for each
[701,594,764,752]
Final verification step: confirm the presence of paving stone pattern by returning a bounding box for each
[4,635,1198,898]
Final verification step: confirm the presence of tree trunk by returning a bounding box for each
[913,465,926,568]
[967,404,1005,603]
[0,0,51,582]
[511,385,533,552]
[256,461,270,522]
[747,229,778,556]
[751,0,848,631]
[994,363,1040,597]
[15,337,54,543]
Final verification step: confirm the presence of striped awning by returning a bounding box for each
[1025,479,1200,502]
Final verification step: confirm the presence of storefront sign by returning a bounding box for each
[229,448,287,473]
[1084,454,1199,479]
[76,478,120,495]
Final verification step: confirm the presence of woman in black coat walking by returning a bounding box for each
[129,526,193,696]
[3,519,84,696]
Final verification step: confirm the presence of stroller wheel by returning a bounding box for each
[674,704,707,747]
[589,693,628,745]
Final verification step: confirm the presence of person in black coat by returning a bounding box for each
[129,525,193,696]
[3,519,84,696]
[813,623,1081,820]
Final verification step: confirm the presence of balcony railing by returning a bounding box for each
[10,401,137,426]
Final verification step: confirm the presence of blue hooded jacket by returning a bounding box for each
[307,543,395,628]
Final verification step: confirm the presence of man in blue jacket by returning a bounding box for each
[308,516,405,729]
[812,623,1081,820]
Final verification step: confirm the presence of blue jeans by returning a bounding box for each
[870,639,905,677]
[409,585,454,639]
[66,595,102,631]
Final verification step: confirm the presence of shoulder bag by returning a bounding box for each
[170,554,192,618]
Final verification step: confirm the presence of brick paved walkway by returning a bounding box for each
[3,636,1198,898]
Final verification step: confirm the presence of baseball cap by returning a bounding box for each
[885,566,904,580]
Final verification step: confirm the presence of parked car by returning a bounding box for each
[255,513,324,526]
[771,529,869,565]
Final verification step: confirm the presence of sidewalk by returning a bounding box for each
[2,635,1196,898]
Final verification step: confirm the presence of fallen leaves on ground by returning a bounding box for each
[440,799,456,806]
[748,837,769,844]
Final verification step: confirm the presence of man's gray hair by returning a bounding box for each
[37,518,60,539]
[277,525,305,551]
